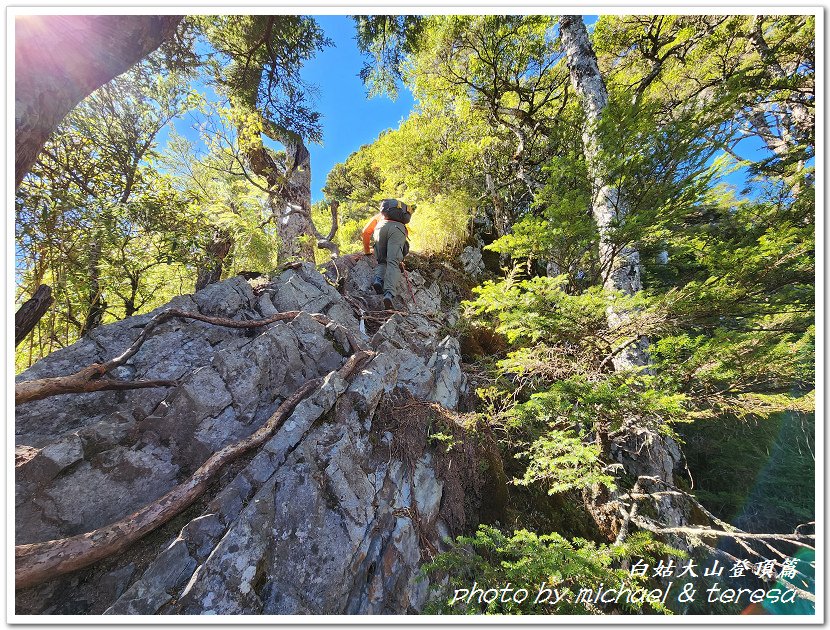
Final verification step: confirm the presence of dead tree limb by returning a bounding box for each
[620,475,816,548]
[13,371,179,403]
[628,518,815,546]
[616,474,815,601]
[16,307,366,405]
[15,350,373,590]
[312,200,340,256]
[15,284,53,347]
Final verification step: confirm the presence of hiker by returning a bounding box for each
[361,199,415,309]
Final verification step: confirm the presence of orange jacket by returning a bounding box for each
[361,213,382,254]
[361,213,410,254]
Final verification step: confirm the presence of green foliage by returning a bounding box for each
[465,274,609,347]
[322,147,383,215]
[515,430,615,495]
[408,15,576,235]
[516,373,691,434]
[163,125,279,274]
[322,110,480,254]
[15,55,198,368]
[650,329,815,419]
[353,15,425,98]
[195,15,330,142]
[14,17,816,612]
[409,15,562,120]
[424,525,682,614]
[592,14,814,195]
[486,155,598,288]
[428,431,457,453]
[462,215,812,500]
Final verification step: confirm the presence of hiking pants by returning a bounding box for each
[373,221,409,297]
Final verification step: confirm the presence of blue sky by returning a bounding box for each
[161,15,415,204]
[300,16,415,203]
[275,14,761,199]
[158,14,763,203]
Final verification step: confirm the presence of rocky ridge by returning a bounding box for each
[15,254,502,615]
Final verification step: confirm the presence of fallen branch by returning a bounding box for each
[617,475,816,602]
[15,350,373,590]
[628,518,815,546]
[13,372,179,403]
[16,308,365,405]
[620,475,816,547]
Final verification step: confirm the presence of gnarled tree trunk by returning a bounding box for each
[238,116,335,263]
[273,132,317,262]
[15,15,182,187]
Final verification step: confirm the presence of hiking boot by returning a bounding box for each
[383,292,394,310]
[372,280,383,295]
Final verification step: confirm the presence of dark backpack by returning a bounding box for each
[380,198,412,224]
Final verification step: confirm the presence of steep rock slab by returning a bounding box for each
[15,274,348,547]
[16,260,494,615]
[105,328,460,614]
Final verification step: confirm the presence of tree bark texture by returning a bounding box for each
[81,239,106,335]
[15,15,183,188]
[15,284,53,347]
[313,201,340,256]
[273,134,317,262]
[560,16,691,547]
[237,120,318,263]
[559,15,648,370]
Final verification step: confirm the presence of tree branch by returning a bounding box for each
[616,474,816,602]
[310,200,339,256]
[15,349,374,590]
[16,307,366,405]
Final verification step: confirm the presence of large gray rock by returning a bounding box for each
[16,260,487,616]
[611,427,689,531]
[15,295,207,448]
[270,262,361,332]
[459,246,485,276]
[106,538,197,614]
[428,336,466,410]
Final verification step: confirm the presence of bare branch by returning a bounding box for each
[16,307,366,406]
[616,473,815,603]
[15,350,374,590]
[310,200,339,256]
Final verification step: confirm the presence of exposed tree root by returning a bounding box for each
[15,350,373,590]
[16,307,365,405]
